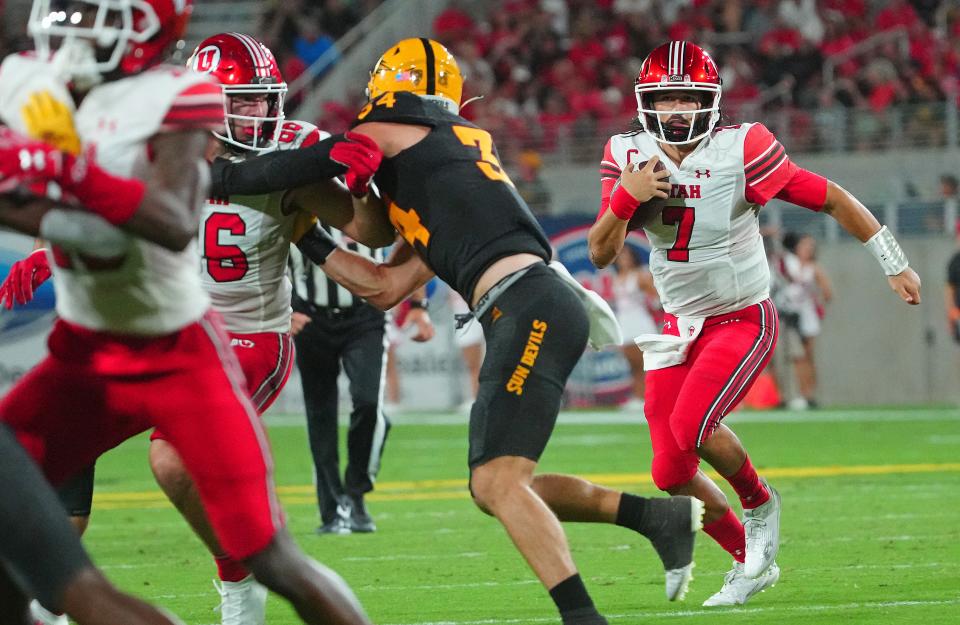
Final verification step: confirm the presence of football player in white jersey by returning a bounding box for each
[588,40,922,606]
[148,31,378,625]
[0,2,375,625]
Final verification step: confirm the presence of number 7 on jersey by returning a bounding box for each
[662,206,695,262]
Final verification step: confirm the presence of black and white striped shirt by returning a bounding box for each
[289,225,384,309]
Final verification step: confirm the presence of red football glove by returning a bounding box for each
[0,249,51,310]
[0,127,68,194]
[0,127,144,225]
[330,130,382,197]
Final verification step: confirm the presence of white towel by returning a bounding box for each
[548,261,623,350]
[634,316,705,371]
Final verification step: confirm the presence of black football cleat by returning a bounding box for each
[346,494,376,533]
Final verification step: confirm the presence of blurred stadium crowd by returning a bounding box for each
[4,1,960,157]
[249,0,960,159]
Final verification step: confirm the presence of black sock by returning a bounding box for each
[615,492,651,534]
[549,573,595,613]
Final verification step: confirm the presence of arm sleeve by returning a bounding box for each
[209,133,349,197]
[743,122,797,205]
[598,137,622,219]
[773,166,828,211]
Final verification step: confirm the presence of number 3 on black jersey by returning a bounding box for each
[452,125,513,185]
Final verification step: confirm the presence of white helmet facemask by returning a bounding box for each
[635,84,721,145]
[29,0,159,83]
[217,83,287,154]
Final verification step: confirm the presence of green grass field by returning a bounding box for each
[83,408,960,625]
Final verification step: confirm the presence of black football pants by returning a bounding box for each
[294,305,391,524]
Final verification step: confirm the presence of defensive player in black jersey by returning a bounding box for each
[208,38,704,624]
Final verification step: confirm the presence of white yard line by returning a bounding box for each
[380,599,960,625]
[354,562,955,592]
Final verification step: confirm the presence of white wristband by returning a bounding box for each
[863,225,908,276]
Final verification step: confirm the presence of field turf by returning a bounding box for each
[83,408,959,625]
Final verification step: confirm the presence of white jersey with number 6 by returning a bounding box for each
[600,123,798,318]
[201,120,328,334]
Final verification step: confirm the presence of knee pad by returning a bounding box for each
[651,450,699,491]
[669,414,703,453]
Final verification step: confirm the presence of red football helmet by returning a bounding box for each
[28,0,192,84]
[635,41,722,145]
[188,32,287,153]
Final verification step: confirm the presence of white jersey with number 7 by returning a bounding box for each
[600,123,799,318]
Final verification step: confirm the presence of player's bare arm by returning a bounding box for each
[282,177,395,247]
[282,179,355,229]
[297,224,433,310]
[0,196,55,236]
[346,190,395,247]
[121,130,212,251]
[588,210,630,268]
[326,238,434,310]
[0,128,209,251]
[821,181,921,305]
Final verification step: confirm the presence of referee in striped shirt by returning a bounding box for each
[289,227,434,534]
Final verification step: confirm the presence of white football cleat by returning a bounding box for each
[215,575,268,625]
[742,478,781,578]
[30,600,68,625]
[702,561,779,607]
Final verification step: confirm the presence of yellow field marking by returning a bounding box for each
[90,462,960,510]
[274,478,466,495]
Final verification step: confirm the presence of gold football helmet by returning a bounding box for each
[366,38,463,113]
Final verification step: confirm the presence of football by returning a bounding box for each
[626,159,669,231]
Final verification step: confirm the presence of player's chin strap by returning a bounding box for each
[863,225,909,275]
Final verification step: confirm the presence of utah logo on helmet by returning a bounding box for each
[367,38,463,113]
